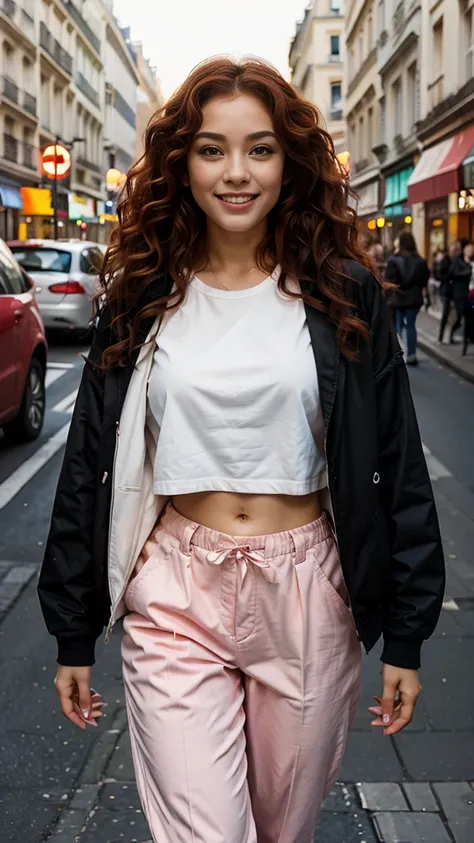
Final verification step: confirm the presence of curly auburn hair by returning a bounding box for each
[98,55,379,368]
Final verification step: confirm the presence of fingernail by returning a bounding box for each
[82,709,89,720]
[383,714,390,724]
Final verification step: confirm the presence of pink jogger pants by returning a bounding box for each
[121,503,361,843]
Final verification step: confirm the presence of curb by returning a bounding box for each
[417,332,474,385]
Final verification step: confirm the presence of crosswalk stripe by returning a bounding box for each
[52,390,78,414]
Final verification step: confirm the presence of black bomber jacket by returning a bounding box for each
[37,260,445,669]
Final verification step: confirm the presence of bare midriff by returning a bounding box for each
[171,491,323,537]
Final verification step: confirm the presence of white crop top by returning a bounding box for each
[146,264,327,495]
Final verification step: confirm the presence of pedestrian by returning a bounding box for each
[385,231,429,365]
[437,239,468,343]
[447,240,474,344]
[37,56,445,843]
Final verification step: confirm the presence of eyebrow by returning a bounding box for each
[193,130,278,142]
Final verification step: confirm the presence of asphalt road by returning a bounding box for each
[0,336,473,843]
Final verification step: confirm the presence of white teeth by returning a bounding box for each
[219,195,255,204]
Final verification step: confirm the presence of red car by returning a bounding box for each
[0,239,48,441]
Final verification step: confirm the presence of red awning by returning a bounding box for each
[408,124,474,205]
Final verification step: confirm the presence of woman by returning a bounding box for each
[437,239,468,343]
[385,231,429,365]
[38,57,444,843]
[447,240,474,344]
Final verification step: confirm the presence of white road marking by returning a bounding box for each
[442,598,459,611]
[52,390,78,414]
[47,362,75,370]
[0,422,70,511]
[45,369,67,389]
[422,442,452,480]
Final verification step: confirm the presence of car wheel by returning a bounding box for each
[5,358,46,443]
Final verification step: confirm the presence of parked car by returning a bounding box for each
[9,239,103,334]
[0,239,48,442]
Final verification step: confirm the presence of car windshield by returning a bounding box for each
[10,247,72,273]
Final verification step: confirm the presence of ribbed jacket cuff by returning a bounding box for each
[381,636,423,670]
[56,635,98,667]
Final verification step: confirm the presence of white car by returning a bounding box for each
[9,239,104,334]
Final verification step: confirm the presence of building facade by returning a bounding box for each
[289,0,346,155]
[345,0,381,236]
[134,40,164,161]
[343,0,474,256]
[409,0,474,257]
[0,0,156,243]
[0,0,39,240]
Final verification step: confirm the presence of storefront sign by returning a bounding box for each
[20,187,53,216]
[354,179,379,217]
[68,193,96,221]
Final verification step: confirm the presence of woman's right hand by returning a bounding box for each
[54,664,104,730]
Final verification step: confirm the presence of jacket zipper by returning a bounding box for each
[104,420,120,644]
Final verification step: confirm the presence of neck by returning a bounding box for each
[200,219,269,276]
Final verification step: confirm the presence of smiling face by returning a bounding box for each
[186,93,286,235]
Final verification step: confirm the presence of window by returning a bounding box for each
[0,249,28,295]
[465,2,474,82]
[393,78,402,135]
[378,0,386,34]
[433,17,444,78]
[330,82,342,115]
[359,115,365,159]
[80,247,103,275]
[407,62,417,132]
[380,96,386,143]
[330,35,340,60]
[331,0,341,11]
[368,107,374,157]
[11,247,72,274]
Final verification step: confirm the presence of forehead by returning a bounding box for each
[199,94,273,131]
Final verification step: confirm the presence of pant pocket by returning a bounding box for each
[311,537,352,615]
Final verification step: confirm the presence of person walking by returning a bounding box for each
[37,57,445,843]
[385,231,429,365]
[437,239,468,343]
[447,240,474,344]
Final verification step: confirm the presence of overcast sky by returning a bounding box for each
[112,0,308,100]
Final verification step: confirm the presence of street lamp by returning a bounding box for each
[52,135,85,239]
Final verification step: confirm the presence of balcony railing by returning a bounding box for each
[329,107,343,121]
[1,0,16,18]
[354,158,370,173]
[2,75,19,103]
[23,91,37,115]
[328,54,341,63]
[3,133,18,163]
[23,141,36,169]
[21,8,35,41]
[65,1,101,54]
[40,21,73,75]
[76,155,102,174]
[76,71,100,107]
[347,46,377,96]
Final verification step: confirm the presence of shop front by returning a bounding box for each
[353,177,380,239]
[407,124,474,253]
[382,165,414,247]
[424,197,449,259]
[19,187,60,240]
[67,193,99,241]
[458,146,474,240]
[0,178,23,241]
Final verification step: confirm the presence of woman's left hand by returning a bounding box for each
[368,664,422,736]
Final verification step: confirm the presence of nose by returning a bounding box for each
[224,152,250,185]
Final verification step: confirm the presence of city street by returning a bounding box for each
[0,329,473,843]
